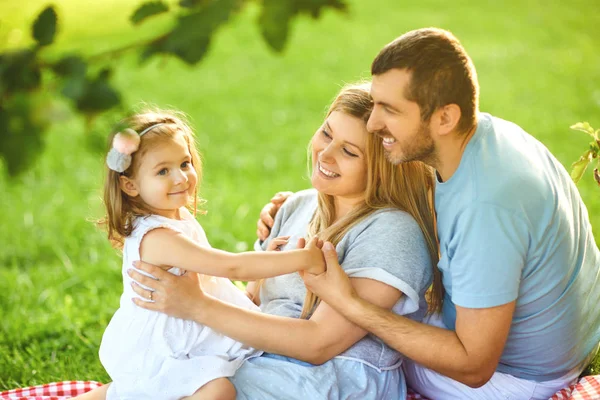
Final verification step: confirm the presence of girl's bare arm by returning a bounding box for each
[139,229,324,280]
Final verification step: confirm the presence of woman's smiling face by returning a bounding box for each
[310,110,368,204]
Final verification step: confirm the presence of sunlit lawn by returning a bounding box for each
[1,0,599,389]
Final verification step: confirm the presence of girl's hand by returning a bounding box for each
[128,261,208,322]
[297,237,326,275]
[266,235,291,251]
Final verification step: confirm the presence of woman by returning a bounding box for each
[81,82,441,399]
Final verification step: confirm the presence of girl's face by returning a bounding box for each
[310,111,368,205]
[123,132,198,219]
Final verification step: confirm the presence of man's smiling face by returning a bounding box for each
[367,68,436,166]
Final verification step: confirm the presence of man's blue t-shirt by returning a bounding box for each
[436,113,600,381]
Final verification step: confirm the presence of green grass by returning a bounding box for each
[1,0,599,390]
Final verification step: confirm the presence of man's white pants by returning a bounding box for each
[402,314,594,400]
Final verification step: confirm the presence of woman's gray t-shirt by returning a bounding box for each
[254,189,433,371]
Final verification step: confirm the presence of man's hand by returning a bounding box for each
[256,191,294,241]
[300,241,357,309]
[296,237,326,275]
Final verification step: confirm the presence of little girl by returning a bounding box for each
[97,109,324,400]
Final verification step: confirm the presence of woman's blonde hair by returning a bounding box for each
[99,108,203,249]
[254,83,443,316]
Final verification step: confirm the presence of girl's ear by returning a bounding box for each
[119,175,139,197]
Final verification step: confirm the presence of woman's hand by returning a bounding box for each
[128,261,208,322]
[256,191,294,241]
[266,235,291,251]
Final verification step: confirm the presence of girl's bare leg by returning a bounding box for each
[71,383,110,400]
[182,378,236,400]
[70,378,234,400]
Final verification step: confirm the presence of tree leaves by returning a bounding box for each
[145,0,242,64]
[0,50,41,93]
[52,57,120,114]
[179,0,210,8]
[0,0,347,176]
[32,6,58,47]
[294,0,348,19]
[0,94,46,176]
[571,150,593,184]
[258,0,348,53]
[571,122,597,139]
[130,1,169,25]
[53,55,87,79]
[74,69,121,113]
[259,0,293,52]
[570,122,600,186]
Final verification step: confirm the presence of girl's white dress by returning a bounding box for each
[99,210,261,400]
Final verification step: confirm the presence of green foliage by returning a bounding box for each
[0,92,45,176]
[74,68,121,113]
[144,0,243,64]
[130,1,170,25]
[53,55,88,102]
[53,55,87,78]
[259,0,294,52]
[569,122,600,186]
[0,0,348,178]
[0,49,41,94]
[32,6,57,47]
[258,0,348,52]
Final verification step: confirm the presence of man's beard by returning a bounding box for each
[381,122,436,166]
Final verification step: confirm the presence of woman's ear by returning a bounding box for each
[119,175,139,198]
[436,104,462,136]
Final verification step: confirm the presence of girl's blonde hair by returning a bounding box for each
[253,83,443,316]
[99,108,203,249]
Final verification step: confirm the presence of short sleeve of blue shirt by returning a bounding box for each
[337,210,433,316]
[448,203,529,309]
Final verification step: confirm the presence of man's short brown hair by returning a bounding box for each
[371,28,479,133]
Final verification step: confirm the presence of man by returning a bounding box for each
[258,28,600,399]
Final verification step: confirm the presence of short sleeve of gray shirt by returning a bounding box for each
[255,189,432,320]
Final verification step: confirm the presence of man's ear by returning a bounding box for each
[436,104,462,137]
[119,175,139,198]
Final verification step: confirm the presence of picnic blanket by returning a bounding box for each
[1,377,600,400]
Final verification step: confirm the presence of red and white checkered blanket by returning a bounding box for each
[1,376,600,399]
[0,381,101,400]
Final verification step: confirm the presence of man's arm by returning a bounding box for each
[256,191,294,241]
[342,294,514,387]
[301,242,515,388]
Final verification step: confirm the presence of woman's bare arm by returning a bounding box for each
[129,263,402,365]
